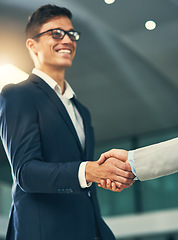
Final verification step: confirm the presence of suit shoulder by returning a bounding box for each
[1,79,34,99]
[0,80,36,111]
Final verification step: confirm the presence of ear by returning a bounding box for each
[26,38,38,56]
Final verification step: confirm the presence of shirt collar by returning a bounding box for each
[32,68,76,100]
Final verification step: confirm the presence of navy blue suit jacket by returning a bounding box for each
[0,74,116,240]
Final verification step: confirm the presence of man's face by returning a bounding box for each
[33,16,77,72]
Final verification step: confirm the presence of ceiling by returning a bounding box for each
[1,0,178,144]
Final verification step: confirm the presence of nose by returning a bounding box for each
[62,33,73,43]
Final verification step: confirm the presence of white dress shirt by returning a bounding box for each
[32,68,91,188]
[128,151,138,180]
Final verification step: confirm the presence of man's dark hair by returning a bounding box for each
[26,4,72,39]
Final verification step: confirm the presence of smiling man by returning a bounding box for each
[0,4,135,240]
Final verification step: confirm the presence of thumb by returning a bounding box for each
[97,154,107,165]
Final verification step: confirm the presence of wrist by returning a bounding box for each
[85,161,98,183]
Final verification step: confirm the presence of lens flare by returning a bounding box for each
[0,64,28,91]
[104,0,115,4]
[145,21,156,30]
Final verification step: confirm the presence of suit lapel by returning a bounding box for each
[29,74,84,154]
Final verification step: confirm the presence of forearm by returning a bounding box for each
[135,137,178,181]
[19,159,82,194]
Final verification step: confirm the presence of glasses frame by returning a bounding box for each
[32,28,81,42]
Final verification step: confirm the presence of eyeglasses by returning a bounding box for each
[32,28,81,42]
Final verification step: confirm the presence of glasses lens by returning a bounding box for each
[52,29,64,39]
[68,31,80,41]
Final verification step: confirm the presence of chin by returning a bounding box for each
[61,62,73,68]
[58,59,73,66]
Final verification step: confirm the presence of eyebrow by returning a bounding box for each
[52,27,75,31]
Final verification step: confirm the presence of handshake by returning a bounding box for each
[85,149,135,192]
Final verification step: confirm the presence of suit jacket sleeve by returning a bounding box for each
[134,137,178,181]
[0,84,83,194]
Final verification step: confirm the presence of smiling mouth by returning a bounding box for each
[57,49,72,54]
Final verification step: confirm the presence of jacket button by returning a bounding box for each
[88,191,91,197]
[69,188,73,193]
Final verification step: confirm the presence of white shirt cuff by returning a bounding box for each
[128,150,138,180]
[78,161,92,188]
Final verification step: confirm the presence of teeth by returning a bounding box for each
[57,49,71,53]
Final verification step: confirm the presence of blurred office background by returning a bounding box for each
[1,0,178,239]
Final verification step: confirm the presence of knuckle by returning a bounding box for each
[121,165,126,171]
[122,179,127,184]
[122,178,129,184]
[118,184,124,191]
[123,163,129,171]
[124,172,130,178]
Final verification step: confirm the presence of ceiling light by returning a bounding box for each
[104,0,115,4]
[145,20,156,30]
[0,64,29,91]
